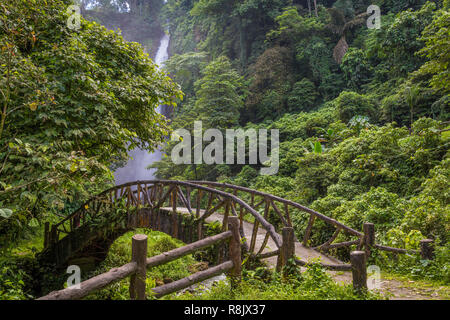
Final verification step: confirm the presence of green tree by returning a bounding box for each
[380,2,437,77]
[194,56,245,128]
[334,91,378,123]
[287,78,319,112]
[164,51,209,97]
[340,47,372,90]
[0,0,181,245]
[415,3,450,94]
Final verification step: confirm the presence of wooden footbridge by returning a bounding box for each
[37,180,432,300]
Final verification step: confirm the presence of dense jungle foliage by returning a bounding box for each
[153,0,449,283]
[0,0,181,246]
[0,0,448,300]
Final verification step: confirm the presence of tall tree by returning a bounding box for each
[194,56,245,128]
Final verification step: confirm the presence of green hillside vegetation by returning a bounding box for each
[153,0,449,284]
[0,0,448,300]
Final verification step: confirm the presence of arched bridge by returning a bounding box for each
[39,180,412,272]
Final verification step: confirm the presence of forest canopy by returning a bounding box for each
[0,0,181,245]
[0,0,448,300]
[153,0,449,283]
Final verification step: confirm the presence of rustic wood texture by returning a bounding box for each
[228,217,242,286]
[129,234,147,300]
[315,227,341,252]
[350,251,367,292]
[38,230,234,300]
[44,179,427,280]
[303,215,315,247]
[37,262,138,300]
[363,222,375,256]
[277,227,295,273]
[146,231,232,268]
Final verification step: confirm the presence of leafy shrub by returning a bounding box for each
[171,262,385,300]
[0,260,32,300]
[85,229,197,300]
[287,78,319,112]
[334,91,378,123]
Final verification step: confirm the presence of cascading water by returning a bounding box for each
[114,34,170,185]
[113,29,227,293]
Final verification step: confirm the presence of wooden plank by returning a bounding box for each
[228,217,242,287]
[177,186,193,215]
[249,220,260,254]
[284,202,292,227]
[188,181,363,237]
[186,186,191,211]
[205,191,214,213]
[217,200,231,265]
[171,189,178,238]
[146,231,232,268]
[195,189,202,218]
[327,239,359,249]
[256,249,279,259]
[255,200,270,255]
[154,185,176,209]
[236,203,249,253]
[129,234,147,300]
[137,184,141,208]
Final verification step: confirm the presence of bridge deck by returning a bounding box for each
[162,207,343,268]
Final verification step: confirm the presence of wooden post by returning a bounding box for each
[129,234,148,300]
[44,222,50,248]
[277,227,295,273]
[420,239,434,260]
[363,222,375,256]
[350,251,367,293]
[217,200,231,264]
[228,217,241,287]
[171,189,178,238]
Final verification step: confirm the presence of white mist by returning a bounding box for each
[114,33,170,185]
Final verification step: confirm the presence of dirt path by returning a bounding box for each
[169,207,447,300]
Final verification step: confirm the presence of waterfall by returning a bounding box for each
[114,34,170,185]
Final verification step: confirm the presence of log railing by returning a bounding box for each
[186,182,435,263]
[37,217,241,300]
[46,180,282,262]
[45,180,436,280]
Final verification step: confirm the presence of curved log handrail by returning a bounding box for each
[52,180,282,249]
[48,180,418,272]
[188,181,363,238]
[187,181,363,255]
